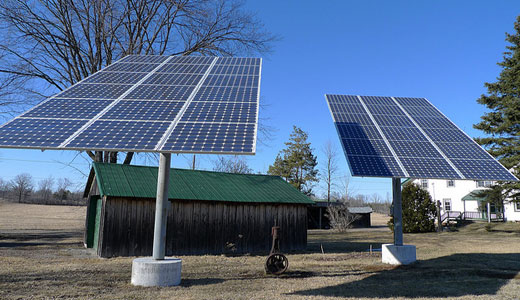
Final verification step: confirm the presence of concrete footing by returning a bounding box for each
[131,257,182,287]
[382,244,416,265]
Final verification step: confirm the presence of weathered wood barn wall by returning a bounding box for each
[85,163,314,258]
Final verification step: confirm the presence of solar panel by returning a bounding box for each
[0,55,261,154]
[326,94,518,181]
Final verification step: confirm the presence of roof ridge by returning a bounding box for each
[92,162,282,178]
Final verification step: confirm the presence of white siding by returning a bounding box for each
[504,201,520,221]
[410,179,485,214]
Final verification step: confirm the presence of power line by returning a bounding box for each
[0,157,85,165]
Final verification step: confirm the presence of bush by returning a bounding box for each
[388,183,437,233]
[326,204,360,232]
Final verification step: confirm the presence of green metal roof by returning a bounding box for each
[462,190,489,202]
[401,178,412,185]
[92,163,314,205]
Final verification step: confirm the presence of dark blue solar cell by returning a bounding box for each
[161,122,255,153]
[83,72,147,84]
[413,116,458,129]
[101,100,185,121]
[142,73,203,85]
[333,113,375,125]
[341,139,393,156]
[451,159,518,181]
[119,55,168,64]
[0,118,87,148]
[23,99,112,119]
[193,87,258,102]
[216,57,261,66]
[436,142,492,160]
[66,120,170,150]
[400,105,442,117]
[422,128,471,143]
[210,65,260,76]
[394,97,430,107]
[103,63,159,73]
[329,103,366,114]
[124,85,194,100]
[181,102,256,123]
[360,96,396,106]
[326,94,361,105]
[380,126,428,141]
[389,140,443,158]
[366,104,406,116]
[166,56,214,65]
[156,64,209,74]
[335,123,382,140]
[57,83,133,99]
[346,155,406,177]
[400,157,461,179]
[202,75,259,88]
[372,115,415,127]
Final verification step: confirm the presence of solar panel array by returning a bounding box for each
[0,56,261,154]
[326,95,518,181]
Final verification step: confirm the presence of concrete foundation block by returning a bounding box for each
[382,244,416,265]
[131,257,182,287]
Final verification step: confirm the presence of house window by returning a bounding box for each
[476,181,492,188]
[447,180,455,188]
[443,198,451,211]
[515,202,520,212]
[421,179,428,189]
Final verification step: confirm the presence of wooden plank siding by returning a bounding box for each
[97,197,308,258]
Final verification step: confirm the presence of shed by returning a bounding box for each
[307,202,372,229]
[85,163,314,258]
[348,207,373,228]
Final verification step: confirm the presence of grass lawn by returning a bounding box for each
[1,201,520,299]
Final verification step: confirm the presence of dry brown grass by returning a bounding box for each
[1,201,520,299]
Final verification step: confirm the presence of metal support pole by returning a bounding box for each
[153,153,171,260]
[392,178,403,246]
[436,201,442,233]
[487,202,491,223]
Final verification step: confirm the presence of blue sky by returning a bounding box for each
[0,1,519,197]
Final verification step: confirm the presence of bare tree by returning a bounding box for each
[0,177,9,199]
[213,155,252,174]
[55,177,73,200]
[11,173,33,203]
[37,176,54,203]
[321,140,339,206]
[325,204,360,232]
[370,193,383,203]
[0,0,276,163]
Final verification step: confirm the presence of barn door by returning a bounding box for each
[86,195,101,249]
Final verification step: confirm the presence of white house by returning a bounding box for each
[404,178,520,222]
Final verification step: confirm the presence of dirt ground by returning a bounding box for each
[1,201,520,300]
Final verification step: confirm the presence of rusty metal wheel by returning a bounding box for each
[265,253,289,275]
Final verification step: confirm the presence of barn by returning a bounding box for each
[84,163,314,258]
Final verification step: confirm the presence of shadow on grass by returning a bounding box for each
[0,231,82,247]
[289,253,520,298]
[306,240,386,254]
[181,278,226,287]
